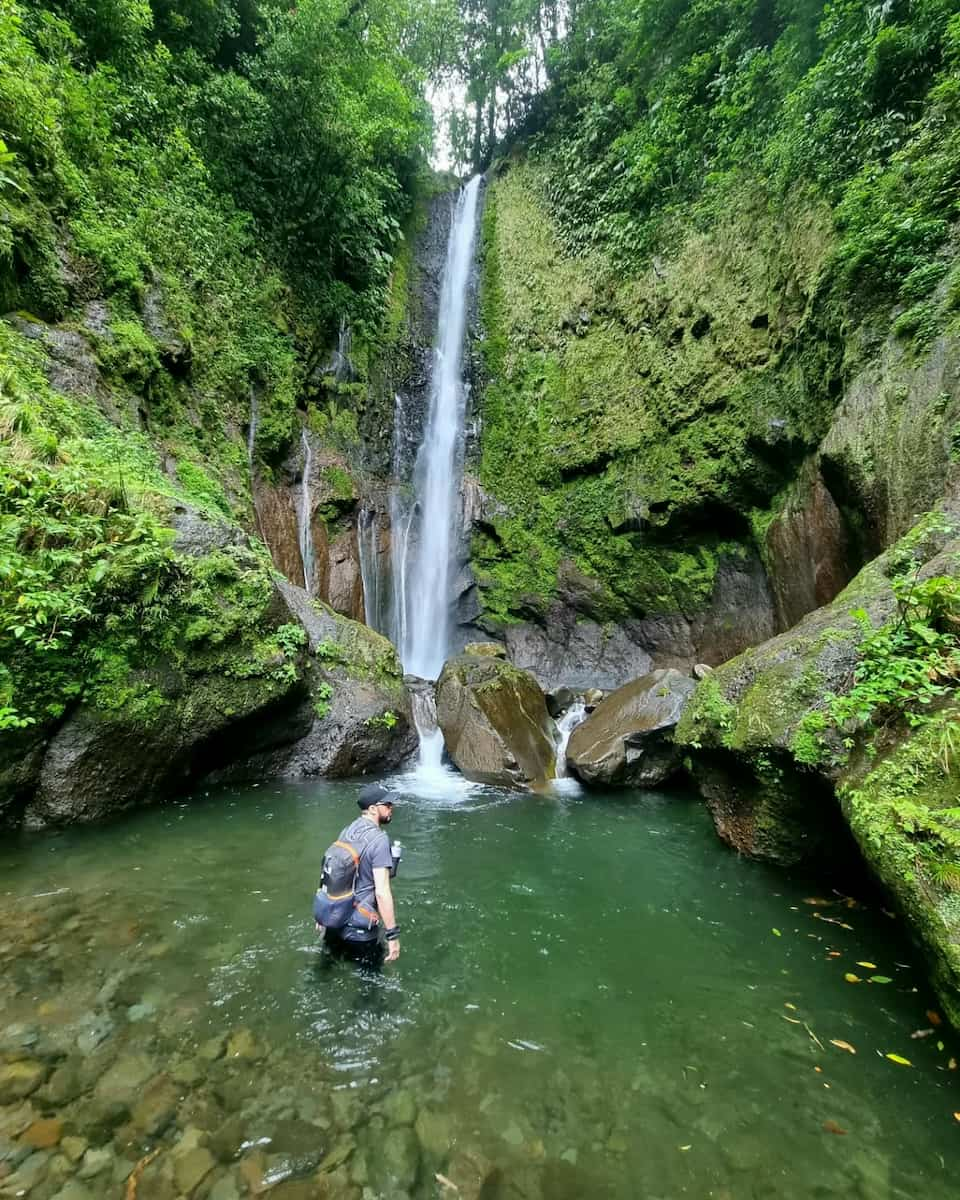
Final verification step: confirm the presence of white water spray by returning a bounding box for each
[397,176,482,679]
[410,688,445,771]
[298,430,315,596]
[555,701,588,778]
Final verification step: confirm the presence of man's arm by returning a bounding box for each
[373,866,400,961]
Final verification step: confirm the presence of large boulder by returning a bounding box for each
[18,578,310,830]
[6,568,416,831]
[566,669,696,787]
[436,654,556,786]
[215,581,417,780]
[675,499,960,1028]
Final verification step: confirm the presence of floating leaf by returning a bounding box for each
[782,1014,803,1025]
[785,1002,797,1011]
[830,1039,856,1054]
[937,1040,945,1051]
[885,1053,912,1066]
[856,962,877,969]
[679,1145,691,1151]
[910,1029,934,1040]
[927,1010,942,1026]
[822,1120,847,1135]
[814,914,855,930]
[868,975,892,984]
[844,973,861,983]
[948,1057,957,1070]
[804,898,833,906]
[772,928,781,937]
[954,1113,960,1124]
[827,951,842,958]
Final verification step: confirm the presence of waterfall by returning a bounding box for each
[358,507,381,630]
[555,701,588,778]
[298,430,315,596]
[326,317,354,382]
[394,176,482,679]
[410,687,444,771]
[247,386,258,470]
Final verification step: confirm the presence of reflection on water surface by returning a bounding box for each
[0,775,957,1199]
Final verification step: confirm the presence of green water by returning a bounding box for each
[1,772,958,1199]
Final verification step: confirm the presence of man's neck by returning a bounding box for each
[362,810,380,827]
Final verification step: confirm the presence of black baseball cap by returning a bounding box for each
[358,783,400,809]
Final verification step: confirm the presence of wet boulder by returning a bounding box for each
[566,669,696,787]
[463,641,506,659]
[211,581,417,780]
[19,579,310,830]
[675,500,960,1029]
[436,654,556,786]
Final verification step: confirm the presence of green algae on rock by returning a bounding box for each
[436,652,557,787]
[676,501,960,1026]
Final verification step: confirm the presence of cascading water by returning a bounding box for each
[247,386,258,470]
[326,317,354,382]
[410,687,444,771]
[358,507,381,630]
[298,430,315,596]
[394,176,482,680]
[555,700,588,778]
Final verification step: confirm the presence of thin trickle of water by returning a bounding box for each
[326,317,354,382]
[410,687,444,771]
[298,430,315,596]
[358,507,381,630]
[555,700,587,777]
[247,386,258,470]
[394,177,482,679]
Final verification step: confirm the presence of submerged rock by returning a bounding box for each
[436,654,556,786]
[566,669,696,787]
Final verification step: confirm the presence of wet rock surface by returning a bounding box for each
[503,550,776,692]
[253,433,365,622]
[676,497,960,1027]
[567,669,696,787]
[212,582,417,782]
[436,653,556,786]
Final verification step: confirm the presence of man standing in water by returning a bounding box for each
[315,784,401,965]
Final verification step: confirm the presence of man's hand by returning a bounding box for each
[385,938,400,963]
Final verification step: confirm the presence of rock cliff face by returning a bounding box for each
[253,432,365,622]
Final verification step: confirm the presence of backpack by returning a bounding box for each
[314,825,380,930]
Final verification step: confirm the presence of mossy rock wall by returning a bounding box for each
[472,159,960,691]
[472,163,837,664]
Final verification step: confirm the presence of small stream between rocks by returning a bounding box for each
[1,777,959,1200]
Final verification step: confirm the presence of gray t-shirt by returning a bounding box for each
[336,816,393,940]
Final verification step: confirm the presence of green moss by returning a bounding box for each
[476,162,836,627]
[675,677,737,750]
[96,317,161,393]
[174,460,232,518]
[310,600,404,693]
[839,707,960,1025]
[320,465,356,503]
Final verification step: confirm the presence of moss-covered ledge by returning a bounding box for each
[675,501,960,1028]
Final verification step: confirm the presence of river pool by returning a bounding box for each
[0,770,957,1199]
